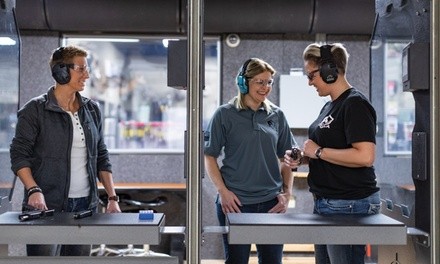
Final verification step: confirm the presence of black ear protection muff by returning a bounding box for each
[319,45,339,84]
[236,59,252,94]
[51,47,71,85]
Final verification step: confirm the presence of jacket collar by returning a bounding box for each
[45,86,89,111]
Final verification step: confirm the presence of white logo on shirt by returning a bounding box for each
[319,115,334,128]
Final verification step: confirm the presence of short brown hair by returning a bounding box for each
[49,45,88,68]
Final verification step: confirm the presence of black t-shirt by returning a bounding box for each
[307,88,380,199]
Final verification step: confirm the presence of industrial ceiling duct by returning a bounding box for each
[15,0,48,30]
[16,0,375,35]
[201,0,313,34]
[16,0,182,33]
[311,0,375,35]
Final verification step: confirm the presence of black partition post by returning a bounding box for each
[373,0,433,263]
[403,42,431,236]
[431,1,440,262]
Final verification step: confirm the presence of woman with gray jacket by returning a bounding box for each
[10,45,121,256]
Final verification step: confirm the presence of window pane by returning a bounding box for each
[384,42,415,155]
[0,8,20,200]
[64,36,220,152]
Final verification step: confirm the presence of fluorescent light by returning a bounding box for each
[0,37,16,45]
[67,38,139,43]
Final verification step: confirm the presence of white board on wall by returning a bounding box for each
[280,74,329,128]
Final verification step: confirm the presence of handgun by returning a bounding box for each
[291,147,301,160]
[18,209,54,222]
[73,209,93,219]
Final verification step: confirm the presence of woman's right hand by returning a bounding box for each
[27,192,48,211]
[284,148,303,169]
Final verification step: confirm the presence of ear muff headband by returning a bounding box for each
[319,45,338,84]
[236,59,252,94]
[51,47,71,85]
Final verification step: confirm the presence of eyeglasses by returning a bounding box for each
[306,69,320,81]
[251,78,274,87]
[68,64,90,73]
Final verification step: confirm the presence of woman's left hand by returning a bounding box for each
[268,192,290,213]
[106,200,122,213]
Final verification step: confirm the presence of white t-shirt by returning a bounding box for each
[67,111,90,198]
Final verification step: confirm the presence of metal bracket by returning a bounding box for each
[202,225,228,235]
[201,226,228,245]
[407,227,430,247]
[161,226,186,235]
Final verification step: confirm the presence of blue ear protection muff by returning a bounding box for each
[319,45,339,84]
[51,47,71,85]
[236,59,252,94]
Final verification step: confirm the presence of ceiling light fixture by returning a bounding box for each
[67,38,140,43]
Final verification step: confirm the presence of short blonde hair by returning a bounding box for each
[303,43,349,74]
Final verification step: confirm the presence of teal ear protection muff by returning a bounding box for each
[236,59,252,94]
[51,47,71,85]
[319,45,339,84]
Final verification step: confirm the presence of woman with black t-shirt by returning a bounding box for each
[284,43,380,264]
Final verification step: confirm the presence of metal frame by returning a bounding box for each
[431,1,440,263]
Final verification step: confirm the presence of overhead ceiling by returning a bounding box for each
[15,0,375,35]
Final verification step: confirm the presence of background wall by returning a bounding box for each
[5,30,412,259]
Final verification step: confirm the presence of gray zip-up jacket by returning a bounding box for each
[10,86,112,211]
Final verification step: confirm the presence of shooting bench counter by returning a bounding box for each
[226,213,407,245]
[0,211,178,264]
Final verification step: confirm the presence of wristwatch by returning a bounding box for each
[108,195,120,202]
[315,147,324,159]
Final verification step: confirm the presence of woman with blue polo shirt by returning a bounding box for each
[204,58,297,264]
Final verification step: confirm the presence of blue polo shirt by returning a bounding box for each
[204,99,294,204]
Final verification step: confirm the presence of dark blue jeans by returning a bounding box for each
[313,191,381,264]
[216,195,283,264]
[27,197,96,256]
